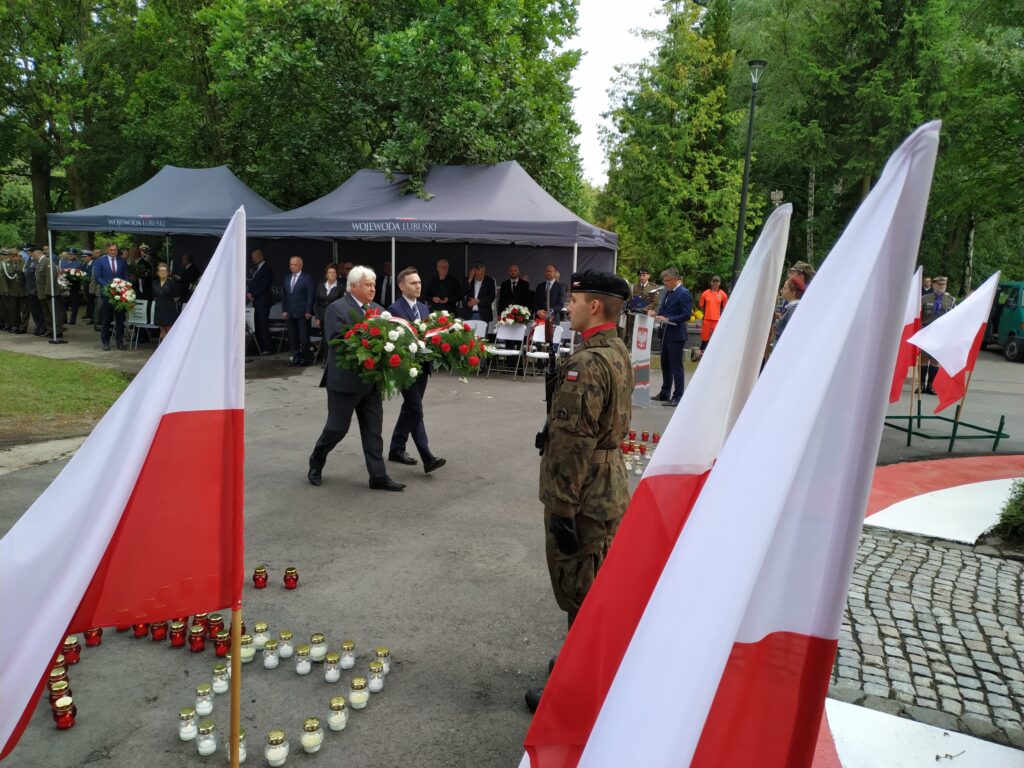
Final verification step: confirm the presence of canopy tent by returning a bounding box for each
[47,165,281,235]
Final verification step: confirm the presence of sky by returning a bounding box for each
[566,0,665,185]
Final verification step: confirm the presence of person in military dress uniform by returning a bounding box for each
[526,269,633,712]
[920,275,956,395]
[36,249,65,339]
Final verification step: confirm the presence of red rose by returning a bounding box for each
[441,342,451,353]
[363,358,375,369]
[459,344,469,355]
[370,326,381,337]
[439,316,450,326]
[366,308,380,317]
[344,330,354,339]
[430,335,441,346]
[468,356,480,367]
[389,354,401,368]
[463,323,471,331]
[361,339,371,348]
[355,322,368,330]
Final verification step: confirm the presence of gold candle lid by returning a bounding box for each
[189,624,204,636]
[369,660,384,674]
[170,620,186,631]
[208,612,223,623]
[54,653,65,667]
[374,646,390,658]
[340,639,355,652]
[284,567,297,575]
[254,621,268,633]
[151,619,168,628]
[63,635,79,648]
[50,680,69,696]
[179,706,196,720]
[239,634,253,646]
[197,719,215,735]
[254,565,267,574]
[351,677,367,690]
[325,652,340,664]
[195,683,212,696]
[296,644,311,657]
[48,667,66,682]
[264,639,279,651]
[303,717,321,732]
[279,629,293,641]
[267,730,285,746]
[216,630,230,641]
[212,662,227,674]
[54,695,73,713]
[193,612,209,620]
[329,696,347,711]
[310,633,325,644]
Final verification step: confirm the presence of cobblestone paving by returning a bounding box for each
[830,528,1024,748]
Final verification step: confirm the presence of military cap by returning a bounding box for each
[81,249,93,257]
[140,244,151,253]
[788,260,816,275]
[569,270,630,301]
[932,276,948,284]
[0,247,14,256]
[22,243,38,251]
[638,267,650,274]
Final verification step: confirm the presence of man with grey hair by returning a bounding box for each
[281,255,314,366]
[648,266,692,406]
[308,265,405,492]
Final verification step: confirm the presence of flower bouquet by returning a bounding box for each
[106,278,137,312]
[331,309,422,399]
[420,311,488,376]
[63,267,88,287]
[499,304,531,326]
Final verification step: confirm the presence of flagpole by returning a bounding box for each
[229,604,242,768]
[948,369,974,453]
[907,358,917,447]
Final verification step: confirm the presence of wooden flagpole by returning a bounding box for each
[906,357,918,446]
[229,604,242,768]
[947,369,974,452]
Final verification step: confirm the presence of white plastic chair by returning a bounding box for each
[521,324,564,380]
[127,300,160,350]
[244,306,261,354]
[465,319,488,338]
[486,323,527,378]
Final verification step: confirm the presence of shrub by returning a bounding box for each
[992,478,1024,543]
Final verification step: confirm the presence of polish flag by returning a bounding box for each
[523,202,792,765]
[909,271,1000,414]
[0,208,247,760]
[888,266,923,403]
[522,122,940,768]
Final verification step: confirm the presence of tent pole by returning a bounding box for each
[613,249,618,274]
[572,242,578,277]
[332,239,338,264]
[464,244,469,283]
[47,230,66,344]
[390,237,396,304]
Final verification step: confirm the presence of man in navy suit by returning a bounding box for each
[533,263,566,321]
[464,261,497,323]
[498,264,532,317]
[246,249,274,354]
[94,242,129,350]
[649,266,692,406]
[308,265,404,492]
[281,255,315,365]
[387,267,446,474]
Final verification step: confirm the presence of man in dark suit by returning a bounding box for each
[246,249,274,354]
[465,261,496,323]
[387,267,446,474]
[425,258,463,313]
[179,253,201,303]
[281,255,315,365]
[376,262,394,307]
[649,266,692,406]
[94,242,129,350]
[498,264,532,317]
[308,266,404,492]
[533,263,566,321]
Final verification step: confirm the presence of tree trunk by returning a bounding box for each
[961,213,976,296]
[806,166,815,263]
[861,174,871,200]
[29,146,51,246]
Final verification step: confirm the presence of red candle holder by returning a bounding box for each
[214,631,230,657]
[283,567,299,590]
[132,623,149,639]
[49,667,67,688]
[188,625,206,653]
[628,429,636,441]
[192,613,209,635]
[48,681,71,706]
[52,696,75,730]
[83,628,103,647]
[652,432,660,443]
[115,625,130,633]
[54,654,65,668]
[150,621,168,642]
[641,430,650,442]
[252,566,269,589]
[638,444,647,456]
[62,637,81,665]
[169,621,187,648]
[207,613,224,636]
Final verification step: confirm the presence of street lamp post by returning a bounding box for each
[730,59,767,290]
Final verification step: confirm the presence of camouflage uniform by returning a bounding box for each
[920,291,956,365]
[539,327,632,619]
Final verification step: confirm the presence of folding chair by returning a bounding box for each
[267,302,288,353]
[485,323,527,378]
[465,319,488,338]
[521,324,564,380]
[127,300,160,350]
[244,306,261,355]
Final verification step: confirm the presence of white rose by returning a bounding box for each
[408,342,418,353]
[380,311,392,320]
[418,341,427,351]
[384,342,395,352]
[441,310,450,317]
[418,322,427,332]
[388,330,400,341]
[410,367,419,378]
[396,326,405,336]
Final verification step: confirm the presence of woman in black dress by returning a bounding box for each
[151,262,179,342]
[314,264,342,331]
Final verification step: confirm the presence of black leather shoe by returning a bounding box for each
[117,343,127,350]
[102,343,111,351]
[423,456,446,474]
[652,393,670,402]
[548,656,557,674]
[525,687,544,713]
[369,476,405,492]
[924,387,936,395]
[388,450,418,466]
[663,399,680,407]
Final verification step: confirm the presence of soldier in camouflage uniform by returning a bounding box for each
[526,269,633,712]
[919,275,956,395]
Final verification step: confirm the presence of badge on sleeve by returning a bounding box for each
[566,370,579,381]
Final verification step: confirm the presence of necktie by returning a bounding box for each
[933,296,942,316]
[110,257,115,273]
[413,303,420,321]
[291,274,298,291]
[546,282,552,311]
[512,280,517,290]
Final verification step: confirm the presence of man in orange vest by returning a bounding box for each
[695,275,728,360]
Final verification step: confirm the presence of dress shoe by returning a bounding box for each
[652,393,670,402]
[102,343,111,351]
[15,329,26,334]
[423,456,446,474]
[924,387,937,395]
[663,399,680,407]
[388,449,418,466]
[307,463,322,486]
[369,476,405,492]
[117,343,127,350]
[525,687,544,713]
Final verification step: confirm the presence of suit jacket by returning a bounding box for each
[498,278,532,315]
[389,296,432,376]
[533,280,566,316]
[282,271,315,317]
[179,263,201,302]
[315,281,343,323]
[465,275,497,322]
[36,256,60,299]
[657,284,693,342]
[93,255,127,288]
[248,261,274,303]
[321,293,385,393]
[425,273,464,313]
[131,257,153,299]
[376,274,395,306]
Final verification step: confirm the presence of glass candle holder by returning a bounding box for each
[192,613,209,636]
[263,639,280,669]
[323,652,340,683]
[278,630,294,659]
[214,630,230,657]
[628,429,636,441]
[150,620,168,642]
[196,719,216,756]
[638,444,647,456]
[641,430,650,442]
[327,696,348,731]
[178,706,198,741]
[62,636,81,665]
[624,458,634,472]
[239,634,255,664]
[169,620,187,647]
[253,622,269,650]
[231,728,247,764]
[295,645,311,675]
[132,622,149,639]
[283,567,298,589]
[52,696,75,730]
[212,662,229,694]
[83,628,103,647]
[195,683,214,716]
[54,654,65,668]
[620,440,629,453]
[189,625,206,653]
[116,624,130,633]
[368,660,384,693]
[634,462,644,476]
[207,613,224,636]
[309,633,326,662]
[265,731,289,767]
[349,677,369,710]
[252,565,268,589]
[49,667,67,688]
[48,680,71,706]
[300,718,323,754]
[374,646,392,675]
[652,431,661,443]
[339,640,355,669]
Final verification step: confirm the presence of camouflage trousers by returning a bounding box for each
[544,509,620,620]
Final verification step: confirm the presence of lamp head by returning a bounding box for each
[748,59,768,85]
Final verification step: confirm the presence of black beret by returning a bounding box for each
[569,270,630,301]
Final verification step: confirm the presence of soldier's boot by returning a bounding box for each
[924,365,938,395]
[525,687,544,713]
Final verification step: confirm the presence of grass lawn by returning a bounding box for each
[0,351,131,447]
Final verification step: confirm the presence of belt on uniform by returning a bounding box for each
[589,448,616,464]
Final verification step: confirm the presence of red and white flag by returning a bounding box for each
[0,208,247,760]
[523,203,792,766]
[522,122,939,768]
[909,271,1000,413]
[888,266,923,403]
